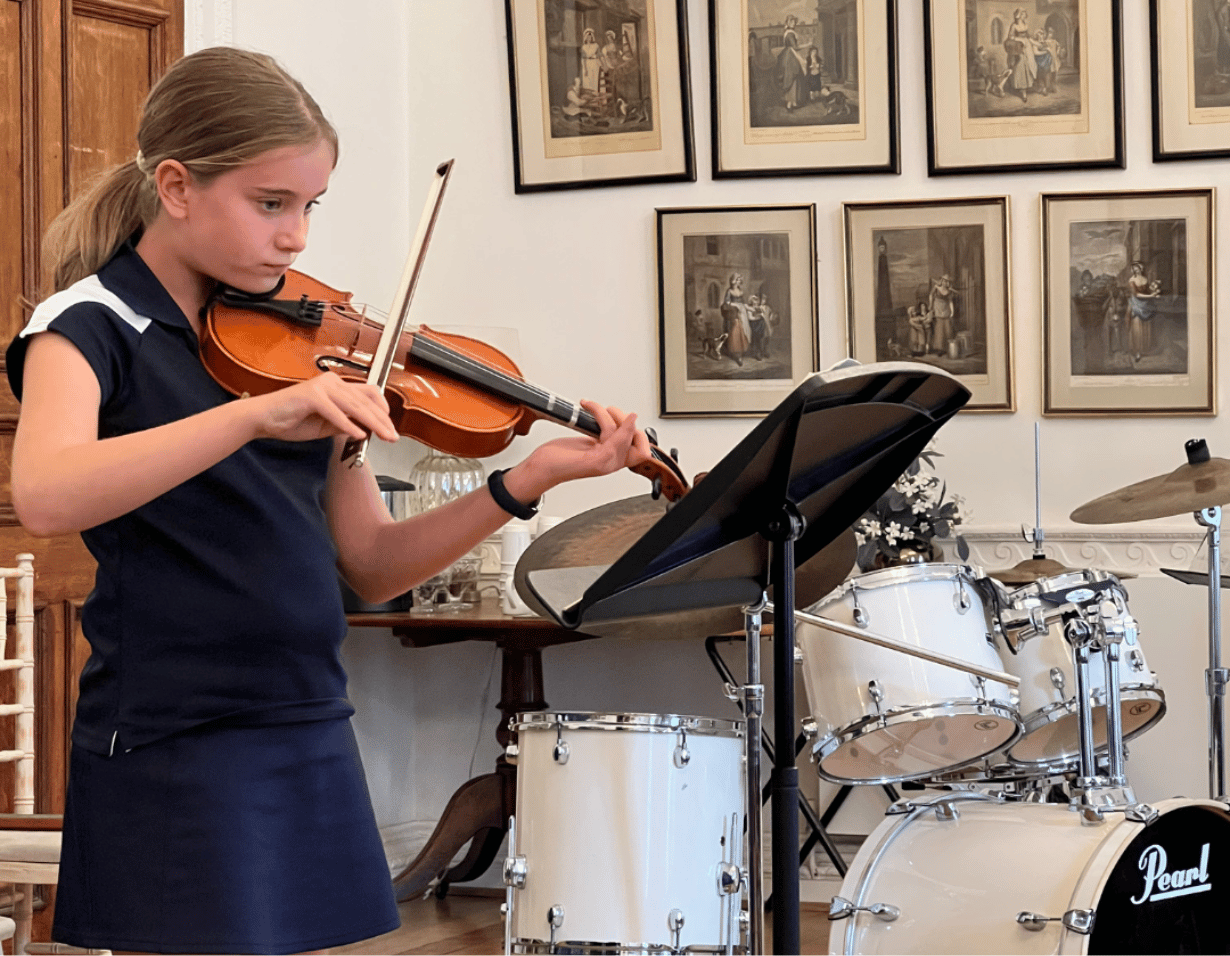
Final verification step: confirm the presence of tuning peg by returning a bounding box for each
[652,476,663,500]
[645,427,659,445]
[670,447,679,461]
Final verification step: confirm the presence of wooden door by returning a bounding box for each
[1,0,181,940]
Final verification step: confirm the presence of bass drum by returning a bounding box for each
[830,795,1230,955]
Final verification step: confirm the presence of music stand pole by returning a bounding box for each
[767,509,804,956]
[1197,506,1227,799]
[743,600,767,956]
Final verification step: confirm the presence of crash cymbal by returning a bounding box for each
[513,495,856,640]
[1071,455,1230,524]
[988,556,1136,585]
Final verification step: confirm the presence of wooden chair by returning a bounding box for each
[0,555,103,955]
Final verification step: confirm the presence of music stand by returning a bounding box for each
[523,361,970,954]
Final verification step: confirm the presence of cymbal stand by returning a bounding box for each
[1023,421,1046,560]
[741,598,767,956]
[1195,505,1227,799]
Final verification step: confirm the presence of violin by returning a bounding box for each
[198,269,690,501]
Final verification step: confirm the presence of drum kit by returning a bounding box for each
[498,438,1230,955]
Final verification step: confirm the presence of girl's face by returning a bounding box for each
[178,138,334,293]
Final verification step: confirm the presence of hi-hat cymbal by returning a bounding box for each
[988,556,1136,585]
[1071,456,1230,524]
[513,495,856,640]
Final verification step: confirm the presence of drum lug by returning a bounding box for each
[828,896,899,922]
[954,579,971,614]
[867,680,885,716]
[801,718,819,741]
[851,586,869,628]
[504,743,519,764]
[553,726,570,765]
[933,800,960,822]
[547,905,565,948]
[1049,667,1066,695]
[674,727,691,768]
[1016,908,1095,935]
[717,861,742,895]
[668,908,685,949]
[1125,802,1159,824]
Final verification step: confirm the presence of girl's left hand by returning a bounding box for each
[506,400,653,502]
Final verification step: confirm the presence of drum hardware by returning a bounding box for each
[1015,909,1094,935]
[667,910,684,951]
[674,727,690,768]
[552,726,569,765]
[866,680,884,716]
[503,815,523,956]
[717,812,743,956]
[1073,438,1230,799]
[547,906,564,949]
[827,898,900,923]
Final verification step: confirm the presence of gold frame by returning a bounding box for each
[1041,188,1216,417]
[842,196,1015,412]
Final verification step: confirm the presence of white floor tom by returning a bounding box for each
[829,794,1230,954]
[506,712,745,954]
[999,570,1166,767]
[799,564,1020,783]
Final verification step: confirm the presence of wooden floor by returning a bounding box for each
[326,891,834,955]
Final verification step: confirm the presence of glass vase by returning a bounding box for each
[407,451,487,611]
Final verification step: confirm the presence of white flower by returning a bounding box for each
[884,521,904,545]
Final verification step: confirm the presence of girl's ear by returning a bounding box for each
[153,159,194,220]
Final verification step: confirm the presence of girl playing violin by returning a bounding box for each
[8,46,652,954]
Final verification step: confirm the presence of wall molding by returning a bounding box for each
[960,526,1208,578]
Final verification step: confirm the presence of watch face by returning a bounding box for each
[1091,803,1230,954]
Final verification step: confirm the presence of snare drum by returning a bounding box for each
[829,795,1230,954]
[999,570,1165,768]
[505,712,745,954]
[798,564,1020,784]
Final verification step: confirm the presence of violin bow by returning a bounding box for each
[341,159,455,467]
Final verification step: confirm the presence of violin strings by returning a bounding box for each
[413,333,596,431]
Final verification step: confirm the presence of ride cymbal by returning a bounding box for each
[1070,455,1230,524]
[513,495,856,639]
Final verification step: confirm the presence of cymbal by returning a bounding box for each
[513,495,856,640]
[988,557,1136,585]
[1071,456,1230,524]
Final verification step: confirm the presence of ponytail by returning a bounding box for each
[43,159,159,294]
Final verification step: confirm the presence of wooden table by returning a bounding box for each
[347,599,594,900]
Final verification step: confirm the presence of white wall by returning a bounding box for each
[202,0,1229,866]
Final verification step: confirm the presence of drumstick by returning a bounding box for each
[766,602,1021,687]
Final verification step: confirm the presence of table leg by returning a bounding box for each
[390,642,546,900]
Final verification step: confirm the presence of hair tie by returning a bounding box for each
[134,151,151,176]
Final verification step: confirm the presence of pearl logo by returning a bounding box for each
[1131,843,1211,904]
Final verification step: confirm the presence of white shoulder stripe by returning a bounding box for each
[22,274,152,338]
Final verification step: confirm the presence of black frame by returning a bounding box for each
[922,0,1125,176]
[707,0,900,179]
[504,0,696,194]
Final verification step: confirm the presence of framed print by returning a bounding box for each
[843,197,1014,412]
[708,0,899,178]
[504,0,696,193]
[657,205,818,417]
[1150,0,1230,161]
[1042,189,1215,416]
[923,0,1124,175]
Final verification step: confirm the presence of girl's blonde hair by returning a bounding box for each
[42,46,338,294]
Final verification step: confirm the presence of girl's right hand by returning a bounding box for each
[247,373,399,444]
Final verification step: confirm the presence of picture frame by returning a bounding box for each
[708,0,900,178]
[1149,0,1230,162]
[503,0,696,193]
[842,196,1014,412]
[657,204,818,417]
[1041,189,1216,417]
[922,0,1124,176]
